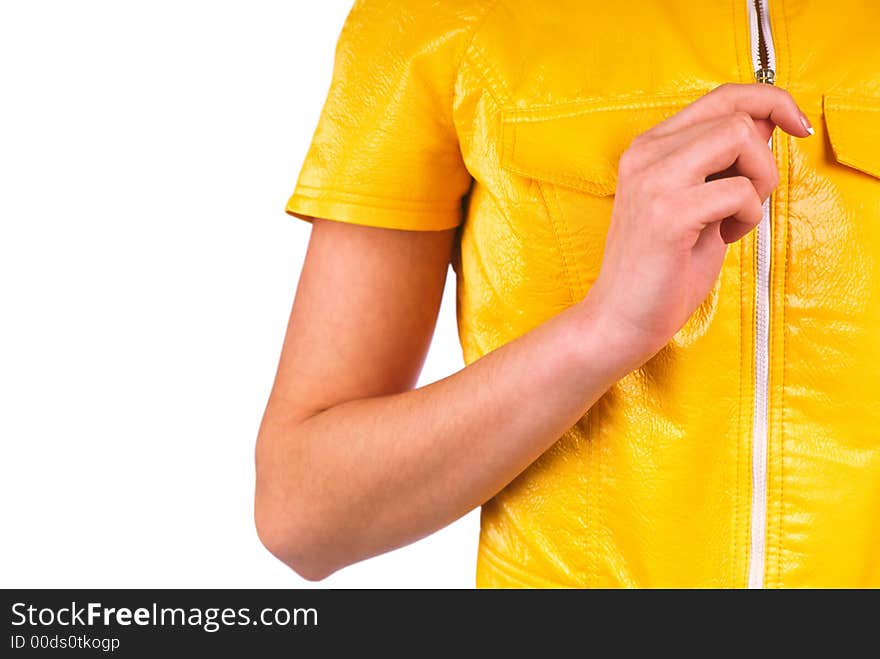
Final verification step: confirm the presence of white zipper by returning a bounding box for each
[746,0,776,590]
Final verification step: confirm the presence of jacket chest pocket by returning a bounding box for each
[498,94,697,300]
[787,94,880,287]
[823,94,880,184]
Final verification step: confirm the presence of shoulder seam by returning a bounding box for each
[452,0,505,96]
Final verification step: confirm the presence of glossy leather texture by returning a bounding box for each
[287,0,880,587]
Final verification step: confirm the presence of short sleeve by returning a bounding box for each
[286,1,486,231]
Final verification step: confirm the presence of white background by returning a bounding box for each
[0,1,479,588]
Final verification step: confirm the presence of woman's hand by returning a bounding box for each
[580,83,813,368]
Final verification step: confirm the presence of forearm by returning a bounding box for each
[255,296,648,579]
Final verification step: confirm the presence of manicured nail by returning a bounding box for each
[800,112,814,136]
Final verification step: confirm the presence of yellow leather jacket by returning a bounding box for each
[287,0,880,587]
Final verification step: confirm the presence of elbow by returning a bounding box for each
[254,502,337,582]
[254,424,342,581]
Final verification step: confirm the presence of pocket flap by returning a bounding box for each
[499,95,700,196]
[823,94,880,180]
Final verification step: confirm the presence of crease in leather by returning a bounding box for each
[477,538,575,588]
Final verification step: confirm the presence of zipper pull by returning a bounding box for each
[755,67,775,84]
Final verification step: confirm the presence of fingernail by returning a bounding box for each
[800,112,814,136]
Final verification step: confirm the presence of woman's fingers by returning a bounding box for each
[680,176,765,244]
[631,112,770,185]
[643,83,811,140]
[646,112,779,200]
[614,82,814,254]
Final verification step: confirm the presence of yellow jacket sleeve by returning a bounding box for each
[286,0,491,231]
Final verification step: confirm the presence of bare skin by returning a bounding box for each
[254,83,813,580]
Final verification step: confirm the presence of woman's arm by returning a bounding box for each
[255,83,811,580]
[255,218,633,580]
